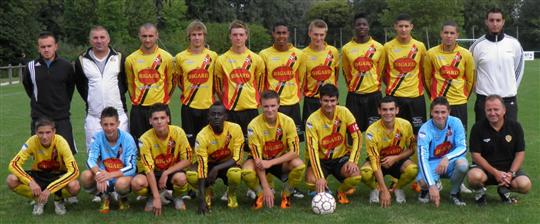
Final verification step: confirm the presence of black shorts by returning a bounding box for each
[302,97,321,130]
[227,109,258,151]
[345,91,382,132]
[31,118,76,154]
[154,170,184,190]
[27,170,66,197]
[395,96,426,134]
[130,105,165,140]
[314,156,350,183]
[450,103,468,131]
[470,165,528,186]
[381,159,406,179]
[266,164,288,182]
[279,103,303,141]
[181,106,209,147]
[206,163,238,186]
[474,94,518,122]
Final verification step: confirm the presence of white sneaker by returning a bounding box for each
[436,181,443,191]
[221,189,229,201]
[418,190,429,203]
[32,202,45,215]
[111,192,120,201]
[54,200,67,215]
[394,189,406,204]
[144,198,154,212]
[461,183,473,194]
[92,195,102,203]
[65,196,78,204]
[173,197,186,210]
[136,195,147,201]
[369,189,380,204]
[246,189,256,199]
[160,190,171,205]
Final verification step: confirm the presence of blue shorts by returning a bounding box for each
[416,157,467,183]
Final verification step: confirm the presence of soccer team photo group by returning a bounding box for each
[1,2,538,223]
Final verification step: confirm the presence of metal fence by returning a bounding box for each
[0,64,25,86]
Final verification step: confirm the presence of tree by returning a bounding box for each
[35,0,65,39]
[351,0,388,42]
[380,0,464,48]
[518,0,540,51]
[64,0,98,46]
[305,0,352,47]
[0,0,42,64]
[185,0,235,22]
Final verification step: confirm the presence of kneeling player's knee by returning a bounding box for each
[67,180,80,194]
[467,169,485,185]
[115,178,131,192]
[172,173,187,186]
[131,175,147,190]
[455,160,469,174]
[514,176,532,194]
[227,167,242,185]
[6,174,20,189]
[186,170,199,186]
[360,166,373,180]
[404,164,418,176]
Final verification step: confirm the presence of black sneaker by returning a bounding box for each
[450,192,466,206]
[291,188,305,198]
[497,186,517,204]
[475,189,487,206]
[418,190,429,203]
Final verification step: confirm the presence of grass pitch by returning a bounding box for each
[0,60,538,223]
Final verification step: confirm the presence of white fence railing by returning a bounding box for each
[0,64,25,86]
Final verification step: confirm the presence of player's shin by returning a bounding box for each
[227,167,242,208]
[13,184,34,199]
[450,162,468,195]
[134,187,148,196]
[338,176,362,193]
[360,166,377,189]
[286,164,306,195]
[186,170,199,192]
[241,169,261,192]
[395,164,418,189]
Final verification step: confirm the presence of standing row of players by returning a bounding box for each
[9,7,528,215]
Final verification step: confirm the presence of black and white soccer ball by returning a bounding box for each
[311,192,336,215]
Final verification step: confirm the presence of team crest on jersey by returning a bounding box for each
[263,130,269,136]
[418,131,426,140]
[505,135,512,142]
[366,133,373,140]
[247,128,254,136]
[483,138,491,143]
[35,62,41,67]
[306,122,313,129]
[194,141,200,148]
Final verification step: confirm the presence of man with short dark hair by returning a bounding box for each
[470,8,524,122]
[7,118,80,215]
[23,32,77,154]
[467,95,531,205]
[383,14,427,134]
[130,103,194,215]
[342,13,385,132]
[194,102,244,214]
[305,84,362,205]
[417,97,468,207]
[80,107,137,214]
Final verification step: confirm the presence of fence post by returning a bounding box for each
[18,63,23,83]
[8,64,13,85]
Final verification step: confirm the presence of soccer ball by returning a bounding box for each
[311,192,336,215]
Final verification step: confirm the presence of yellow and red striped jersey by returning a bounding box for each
[383,38,426,97]
[300,44,339,98]
[175,48,218,109]
[214,49,265,111]
[365,118,415,172]
[305,106,362,179]
[259,44,303,106]
[9,135,79,193]
[424,44,475,105]
[138,125,192,173]
[194,122,244,178]
[125,47,175,106]
[342,37,385,94]
[247,112,300,160]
